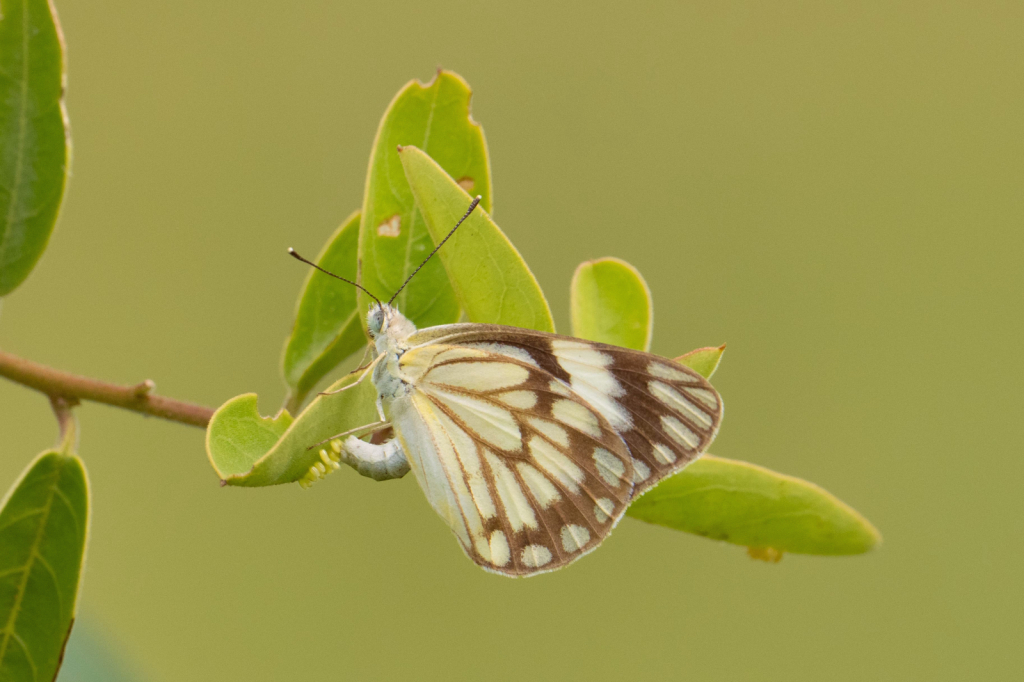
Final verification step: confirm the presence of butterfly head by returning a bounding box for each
[367,303,416,345]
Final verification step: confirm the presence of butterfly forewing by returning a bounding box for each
[397,344,635,576]
[407,324,724,497]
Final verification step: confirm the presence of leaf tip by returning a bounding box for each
[863,520,884,551]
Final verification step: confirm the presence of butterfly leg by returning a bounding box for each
[318,353,383,397]
[340,436,410,481]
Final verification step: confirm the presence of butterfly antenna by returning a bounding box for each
[388,195,481,306]
[287,248,383,309]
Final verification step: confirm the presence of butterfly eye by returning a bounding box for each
[367,306,385,335]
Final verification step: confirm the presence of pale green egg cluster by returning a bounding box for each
[297,439,343,489]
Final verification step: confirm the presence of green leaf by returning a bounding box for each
[358,70,492,329]
[205,396,294,479]
[399,146,554,331]
[0,426,89,681]
[207,370,379,487]
[626,454,881,556]
[570,257,651,351]
[281,210,368,411]
[0,0,69,297]
[674,345,726,379]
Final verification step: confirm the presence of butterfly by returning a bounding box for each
[289,198,723,577]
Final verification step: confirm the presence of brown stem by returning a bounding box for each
[48,394,79,442]
[0,349,214,428]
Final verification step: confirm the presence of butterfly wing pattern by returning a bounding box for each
[380,322,723,576]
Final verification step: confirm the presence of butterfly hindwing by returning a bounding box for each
[395,344,635,576]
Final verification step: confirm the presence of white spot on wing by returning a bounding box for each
[552,399,601,439]
[426,361,529,392]
[463,342,540,368]
[548,380,572,397]
[652,442,677,465]
[688,387,719,410]
[526,417,569,447]
[516,462,562,508]
[521,544,553,568]
[649,381,714,428]
[529,435,585,493]
[551,340,633,431]
[483,450,538,531]
[593,447,626,486]
[489,531,511,566]
[496,390,538,410]
[594,498,615,523]
[560,524,591,552]
[648,361,690,382]
[661,415,700,449]
[428,388,522,452]
[632,459,651,483]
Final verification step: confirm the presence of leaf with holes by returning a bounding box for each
[357,70,492,330]
[627,454,880,556]
[0,434,89,680]
[570,257,652,351]
[0,0,69,297]
[281,210,368,412]
[208,369,379,487]
[399,146,553,331]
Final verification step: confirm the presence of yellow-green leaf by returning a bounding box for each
[399,146,553,331]
[570,257,652,351]
[206,396,294,479]
[0,0,69,296]
[627,454,881,556]
[357,71,492,329]
[675,345,726,379]
[281,210,367,411]
[0,424,89,681]
[207,370,378,487]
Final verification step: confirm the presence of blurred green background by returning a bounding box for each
[1,0,1021,680]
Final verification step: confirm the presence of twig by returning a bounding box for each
[0,349,214,428]
[49,394,78,442]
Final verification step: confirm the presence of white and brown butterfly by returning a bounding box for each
[289,199,723,577]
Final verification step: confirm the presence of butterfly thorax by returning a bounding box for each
[368,304,418,404]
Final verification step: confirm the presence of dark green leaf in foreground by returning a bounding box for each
[0,0,70,297]
[627,454,880,556]
[0,427,89,681]
[400,146,553,331]
[208,370,378,487]
[357,70,492,329]
[281,210,368,412]
[570,257,652,351]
